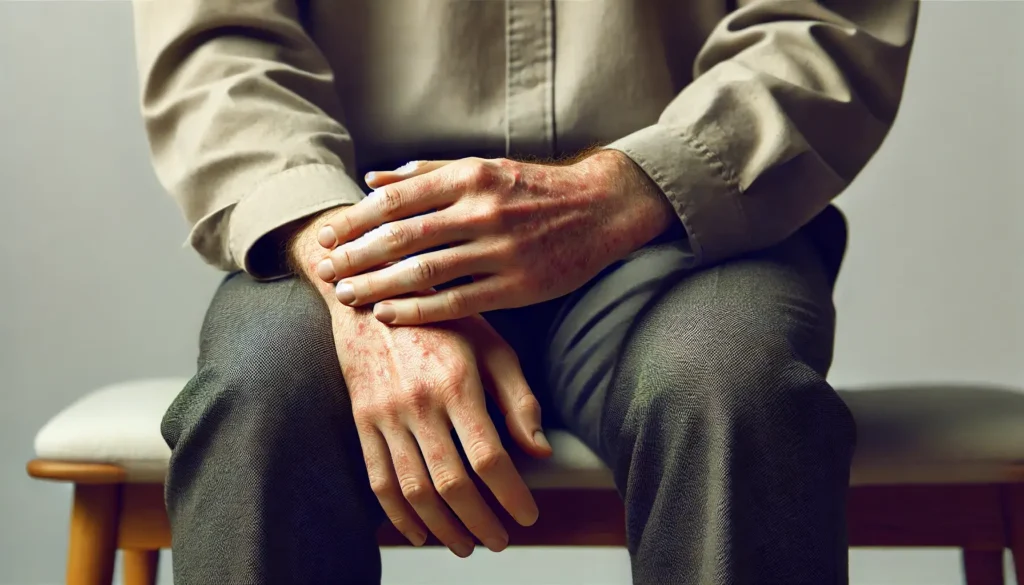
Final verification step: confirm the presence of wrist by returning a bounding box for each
[288,206,350,299]
[576,149,676,250]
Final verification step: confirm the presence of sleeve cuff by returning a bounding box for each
[228,163,366,280]
[605,124,748,266]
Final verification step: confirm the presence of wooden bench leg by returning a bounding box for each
[67,484,121,585]
[962,549,1005,585]
[123,550,159,585]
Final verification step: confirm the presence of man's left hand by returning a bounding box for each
[314,151,675,325]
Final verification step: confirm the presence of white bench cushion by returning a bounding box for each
[34,379,1024,486]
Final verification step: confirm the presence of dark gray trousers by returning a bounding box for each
[162,227,856,585]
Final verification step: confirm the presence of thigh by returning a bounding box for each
[540,230,842,458]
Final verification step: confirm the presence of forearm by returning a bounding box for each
[134,0,366,279]
[606,1,917,266]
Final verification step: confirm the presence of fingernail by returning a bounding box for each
[406,531,427,546]
[364,171,378,184]
[451,542,474,558]
[394,160,422,175]
[374,303,396,323]
[335,282,355,304]
[318,226,337,247]
[533,430,551,451]
[316,259,335,281]
[483,535,508,551]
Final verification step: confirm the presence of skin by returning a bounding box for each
[291,149,674,556]
[290,219,552,557]
[313,150,676,325]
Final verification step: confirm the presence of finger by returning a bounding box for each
[336,248,496,307]
[474,326,552,461]
[365,160,454,189]
[321,165,461,247]
[382,426,477,557]
[358,427,429,546]
[321,210,478,282]
[409,409,510,552]
[445,380,540,528]
[372,277,507,325]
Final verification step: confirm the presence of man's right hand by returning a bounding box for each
[290,210,552,557]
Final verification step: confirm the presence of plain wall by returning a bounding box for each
[1,2,1021,584]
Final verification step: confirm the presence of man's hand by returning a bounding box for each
[313,151,675,325]
[290,220,552,557]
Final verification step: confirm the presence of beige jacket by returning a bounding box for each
[132,0,918,280]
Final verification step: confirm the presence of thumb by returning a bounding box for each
[475,332,552,459]
[364,160,454,189]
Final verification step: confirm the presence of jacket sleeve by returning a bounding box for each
[132,0,365,279]
[606,0,918,266]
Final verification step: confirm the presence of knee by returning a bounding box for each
[609,311,855,456]
[161,298,348,451]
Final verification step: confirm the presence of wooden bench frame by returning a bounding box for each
[27,460,1024,585]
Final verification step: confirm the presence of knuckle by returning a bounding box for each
[380,187,404,215]
[457,158,496,190]
[414,303,427,323]
[437,384,464,405]
[487,239,517,262]
[368,474,394,497]
[418,217,440,238]
[444,289,470,317]
[414,259,437,283]
[399,478,432,504]
[330,246,353,269]
[494,158,522,189]
[470,199,503,225]
[469,445,507,475]
[364,396,402,426]
[384,224,408,249]
[515,392,542,417]
[399,383,434,416]
[336,213,356,237]
[433,471,469,498]
[351,405,376,428]
[438,367,469,397]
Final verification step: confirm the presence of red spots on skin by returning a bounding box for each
[463,419,486,441]
[334,154,657,437]
[425,445,447,466]
[393,450,411,469]
[419,220,434,237]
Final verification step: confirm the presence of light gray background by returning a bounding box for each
[1,1,1021,584]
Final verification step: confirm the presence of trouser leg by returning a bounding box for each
[533,232,856,585]
[162,273,384,585]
